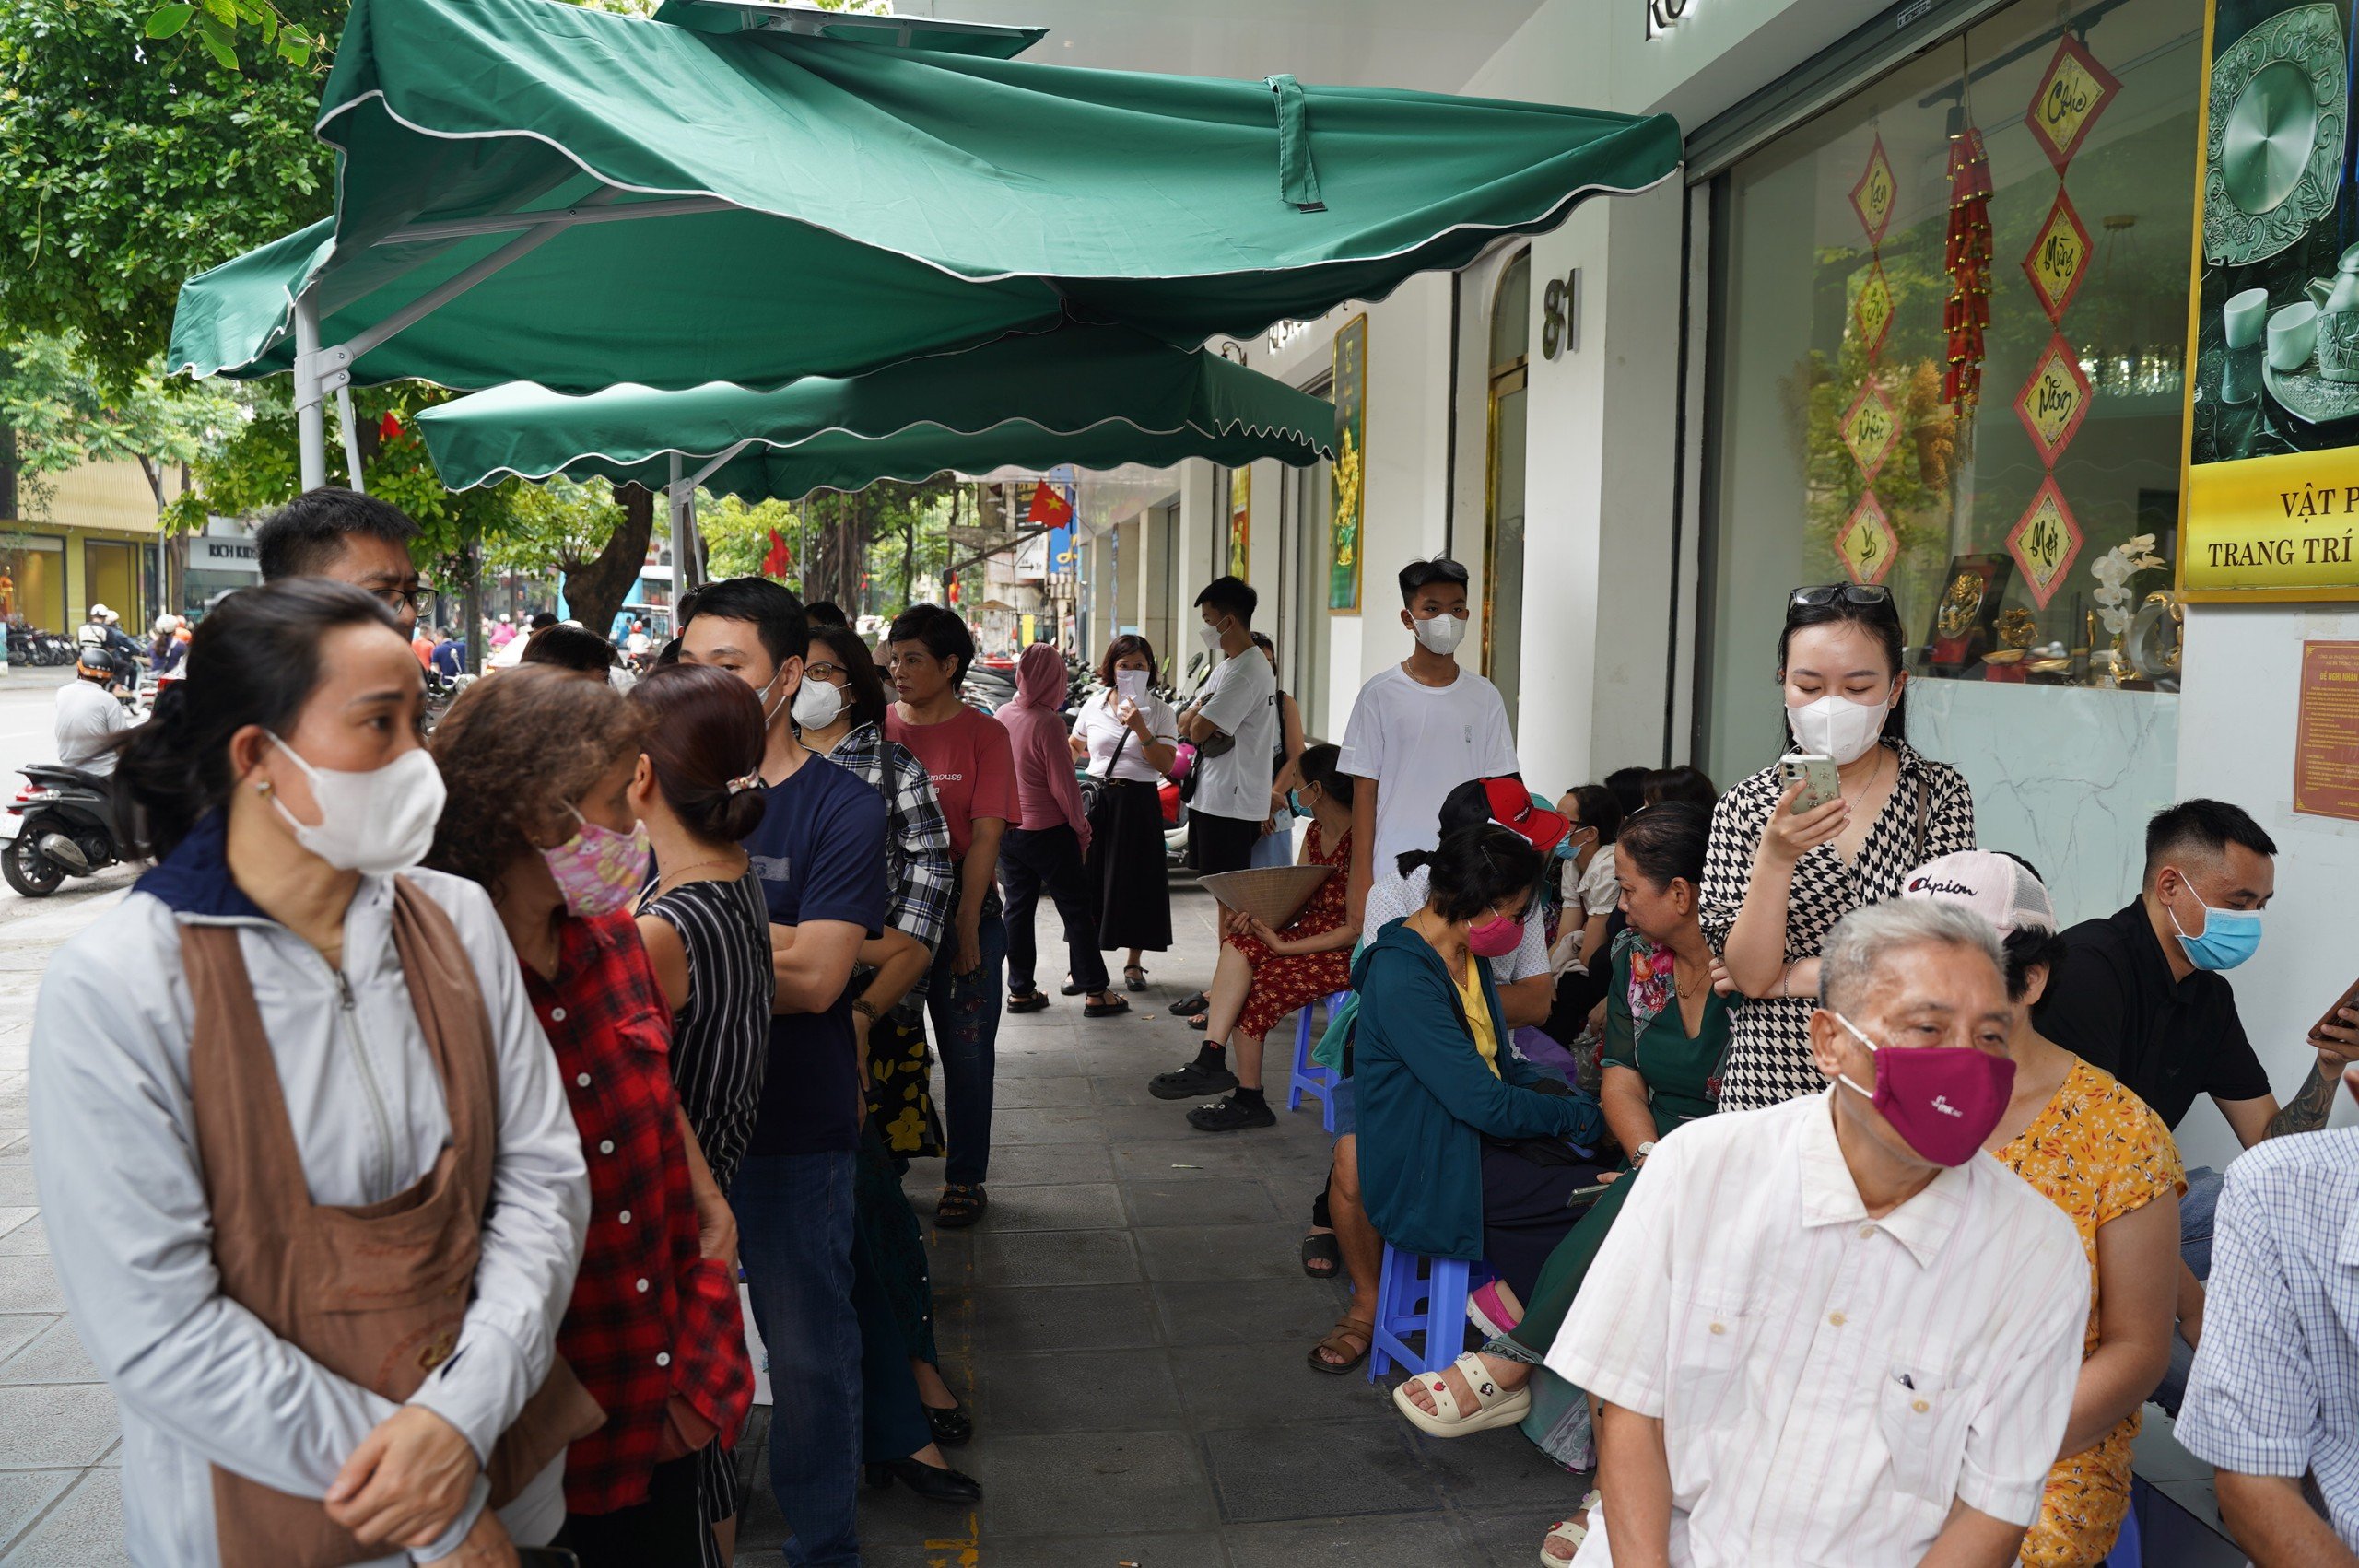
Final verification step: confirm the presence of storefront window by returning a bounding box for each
[0,532,67,636]
[1698,0,2201,921]
[1485,252,1532,730]
[85,539,145,628]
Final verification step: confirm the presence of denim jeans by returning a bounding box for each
[927,906,1007,1187]
[2157,1164,2223,1416]
[734,1151,859,1566]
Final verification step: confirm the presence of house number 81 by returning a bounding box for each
[1541,270,1580,360]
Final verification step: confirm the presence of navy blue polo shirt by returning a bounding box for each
[741,751,888,1157]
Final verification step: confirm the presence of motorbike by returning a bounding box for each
[2,765,126,897]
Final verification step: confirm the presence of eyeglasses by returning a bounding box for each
[368,586,438,614]
[1790,583,1894,611]
[805,661,851,684]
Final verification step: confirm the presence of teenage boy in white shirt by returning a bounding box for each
[1339,556,1519,941]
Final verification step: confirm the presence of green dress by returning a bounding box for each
[1500,930,1733,1466]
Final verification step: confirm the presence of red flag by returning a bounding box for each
[1024,480,1074,528]
[761,529,793,579]
[945,574,960,606]
[378,412,404,441]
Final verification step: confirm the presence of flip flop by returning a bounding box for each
[1173,990,1210,1015]
[1300,1232,1342,1279]
[1391,1352,1533,1437]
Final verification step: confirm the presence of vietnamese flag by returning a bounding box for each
[761,529,793,579]
[1024,480,1074,529]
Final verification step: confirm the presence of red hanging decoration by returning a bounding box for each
[379,412,404,441]
[760,528,793,579]
[1942,126,1994,412]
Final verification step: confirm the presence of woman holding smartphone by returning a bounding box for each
[1699,583,1975,1110]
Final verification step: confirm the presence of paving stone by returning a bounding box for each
[0,1225,50,1262]
[973,1228,1142,1288]
[1112,1138,1260,1181]
[0,1215,33,1244]
[954,1430,1217,1539]
[1402,1420,1589,1510]
[1169,1339,1396,1429]
[991,1106,1111,1147]
[0,1265,62,1316]
[1136,1222,1309,1282]
[966,1283,1162,1355]
[1225,1512,1475,1565]
[1199,1419,1439,1524]
[0,1471,124,1567]
[990,1074,1096,1110]
[0,1323,53,1373]
[961,1530,1226,1567]
[978,1346,1184,1434]
[979,1182,1127,1233]
[0,1321,98,1387]
[1152,1277,1349,1348]
[1124,1175,1284,1228]
[977,1141,1116,1187]
[0,1473,72,1558]
[0,1386,118,1469]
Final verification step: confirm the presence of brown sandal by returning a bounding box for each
[1307,1316,1373,1375]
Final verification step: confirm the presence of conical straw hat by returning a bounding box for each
[1199,865,1334,929]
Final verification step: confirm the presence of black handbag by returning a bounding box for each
[1079,716,1132,816]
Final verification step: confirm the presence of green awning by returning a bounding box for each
[167,0,1681,396]
[413,322,1336,497]
[649,0,1046,58]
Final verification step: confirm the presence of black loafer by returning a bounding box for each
[865,1457,982,1504]
[925,1400,973,1447]
[1187,1094,1275,1131]
[1149,1059,1238,1100]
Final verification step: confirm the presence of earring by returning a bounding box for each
[255,778,273,795]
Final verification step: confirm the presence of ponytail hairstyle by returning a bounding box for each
[628,663,769,845]
[113,579,402,860]
[1296,742,1353,808]
[1397,822,1542,923]
[1777,584,1909,742]
[1614,800,1710,896]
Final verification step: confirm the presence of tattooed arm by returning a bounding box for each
[2263,1062,2341,1141]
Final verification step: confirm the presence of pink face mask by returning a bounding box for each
[1467,908,1525,959]
[543,806,651,919]
[1830,1013,2014,1167]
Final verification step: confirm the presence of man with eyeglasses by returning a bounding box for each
[255,486,433,637]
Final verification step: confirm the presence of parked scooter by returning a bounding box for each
[2,766,125,897]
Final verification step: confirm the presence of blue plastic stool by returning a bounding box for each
[2100,1483,2142,1567]
[1286,990,1347,1133]
[1367,1242,1494,1384]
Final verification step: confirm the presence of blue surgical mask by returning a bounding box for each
[1553,832,1580,862]
[1287,788,1309,817]
[2167,873,2264,972]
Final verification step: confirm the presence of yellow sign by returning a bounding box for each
[2022,190,2091,322]
[1837,492,1897,586]
[2025,35,2118,170]
[2013,337,2090,464]
[2006,478,2083,608]
[1840,380,1898,482]
[1851,135,1896,245]
[1851,263,1893,358]
[2182,448,2359,600]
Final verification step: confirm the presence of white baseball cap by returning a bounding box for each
[1899,850,2056,936]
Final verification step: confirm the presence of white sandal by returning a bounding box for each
[1538,1492,1601,1565]
[1390,1351,1533,1437]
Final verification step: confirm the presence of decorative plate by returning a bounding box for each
[2203,4,2344,266]
[2265,357,2359,425]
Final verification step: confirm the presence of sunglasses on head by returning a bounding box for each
[1790,583,1895,611]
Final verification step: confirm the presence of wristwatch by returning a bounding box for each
[851,998,880,1022]
[1633,1141,1657,1163]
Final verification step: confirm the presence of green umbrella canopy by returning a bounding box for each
[413,322,1337,497]
[167,0,1682,396]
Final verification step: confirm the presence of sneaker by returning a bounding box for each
[1187,1094,1276,1131]
[1149,1059,1238,1100]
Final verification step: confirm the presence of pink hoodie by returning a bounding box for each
[1000,642,1090,850]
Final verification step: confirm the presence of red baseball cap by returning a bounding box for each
[1481,777,1570,856]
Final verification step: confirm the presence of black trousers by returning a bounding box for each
[552,1452,707,1567]
[1001,823,1110,995]
[1478,1143,1603,1304]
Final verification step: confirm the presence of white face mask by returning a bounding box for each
[1197,619,1226,653]
[792,675,845,731]
[1411,612,1468,656]
[1785,690,1891,766]
[265,735,446,875]
[755,665,793,727]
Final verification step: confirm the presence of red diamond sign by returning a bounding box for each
[1840,379,1901,485]
[2021,186,2094,324]
[1837,492,1900,587]
[1851,135,1898,246]
[2013,334,2093,465]
[2007,477,2083,608]
[2025,34,2120,172]
[1851,262,1894,361]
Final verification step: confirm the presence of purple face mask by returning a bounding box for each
[1830,1013,2015,1167]
[543,806,651,919]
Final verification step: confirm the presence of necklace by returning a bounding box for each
[1843,744,1887,813]
[1670,954,1707,999]
[649,854,745,898]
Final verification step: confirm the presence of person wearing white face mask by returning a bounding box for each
[1338,556,1520,944]
[30,580,595,1568]
[1698,582,1978,1112]
[1175,575,1277,879]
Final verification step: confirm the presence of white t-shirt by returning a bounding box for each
[1338,663,1519,876]
[53,679,130,776]
[1571,843,1619,917]
[1074,691,1177,784]
[1362,866,1549,982]
[1189,649,1277,822]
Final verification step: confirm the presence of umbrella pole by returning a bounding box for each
[334,386,367,492]
[293,291,329,492]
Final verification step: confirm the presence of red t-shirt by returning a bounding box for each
[886,705,1018,860]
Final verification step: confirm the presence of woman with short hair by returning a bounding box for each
[1071,633,1179,989]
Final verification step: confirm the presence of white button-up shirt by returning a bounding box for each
[1547,1091,2088,1567]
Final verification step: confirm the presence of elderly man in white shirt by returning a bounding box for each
[1546,898,2089,1568]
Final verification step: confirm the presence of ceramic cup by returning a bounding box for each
[2270,300,2319,370]
[2225,287,2270,349]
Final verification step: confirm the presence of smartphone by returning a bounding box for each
[517,1550,583,1568]
[1778,754,1840,813]
[2310,975,2359,1044]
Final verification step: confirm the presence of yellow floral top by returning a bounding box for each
[1997,1059,2184,1568]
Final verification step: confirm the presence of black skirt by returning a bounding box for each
[1086,778,1173,952]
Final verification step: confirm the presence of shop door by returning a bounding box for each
[85,540,144,627]
[0,534,66,635]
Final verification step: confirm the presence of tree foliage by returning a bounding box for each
[2,331,241,515]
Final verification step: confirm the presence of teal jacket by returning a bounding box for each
[1354,918,1587,1262]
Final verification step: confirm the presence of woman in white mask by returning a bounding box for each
[1697,582,1977,1110]
[30,580,595,1568]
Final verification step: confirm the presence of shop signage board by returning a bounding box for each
[1227,466,1250,580]
[1329,313,1367,614]
[2181,1,2359,602]
[2294,641,2359,821]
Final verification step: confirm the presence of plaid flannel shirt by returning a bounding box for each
[825,723,955,1003]
[523,911,753,1516]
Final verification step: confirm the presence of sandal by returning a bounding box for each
[1007,989,1051,1014]
[1173,990,1210,1015]
[1300,1231,1342,1279]
[1391,1351,1532,1436]
[1539,1497,1599,1567]
[1124,965,1148,992]
[1083,995,1131,1019]
[935,1184,988,1229]
[1307,1316,1373,1375]
[1186,1012,1209,1032]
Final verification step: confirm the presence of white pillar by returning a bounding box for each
[293,291,328,493]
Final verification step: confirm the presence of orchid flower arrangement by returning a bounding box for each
[2091,533,2166,638]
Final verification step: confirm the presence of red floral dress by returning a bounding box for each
[1226,822,1355,1040]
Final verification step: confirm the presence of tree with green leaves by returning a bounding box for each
[2,332,241,517]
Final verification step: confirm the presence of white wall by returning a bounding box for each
[2171,605,2359,1169]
